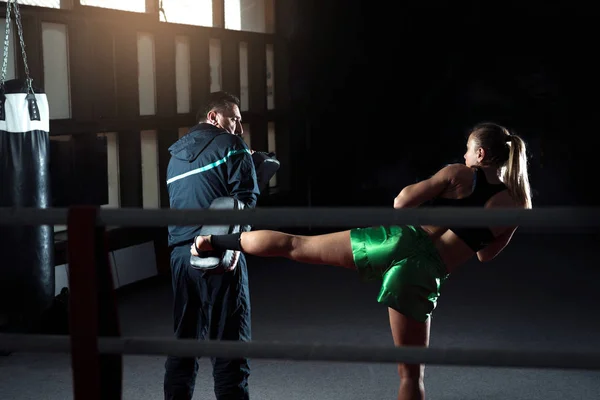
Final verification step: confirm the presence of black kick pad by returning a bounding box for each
[252,151,280,193]
[190,197,245,271]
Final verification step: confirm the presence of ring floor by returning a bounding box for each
[1,231,599,400]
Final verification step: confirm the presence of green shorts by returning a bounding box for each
[350,225,449,323]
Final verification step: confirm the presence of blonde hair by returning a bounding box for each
[470,123,532,209]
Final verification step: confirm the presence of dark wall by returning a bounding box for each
[49,135,108,207]
[15,2,598,209]
[282,1,598,206]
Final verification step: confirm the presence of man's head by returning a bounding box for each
[197,91,243,136]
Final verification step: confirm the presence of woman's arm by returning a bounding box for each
[477,192,521,262]
[393,164,463,208]
[477,227,517,262]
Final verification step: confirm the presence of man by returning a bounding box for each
[164,91,260,400]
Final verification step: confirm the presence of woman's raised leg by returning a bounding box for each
[197,230,357,270]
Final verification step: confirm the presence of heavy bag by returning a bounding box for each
[0,78,53,330]
[252,151,280,193]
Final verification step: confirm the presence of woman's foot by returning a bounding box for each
[191,235,213,256]
[190,235,239,272]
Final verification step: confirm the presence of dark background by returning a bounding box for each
[46,1,598,209]
[279,0,596,208]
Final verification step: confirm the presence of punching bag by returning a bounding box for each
[0,0,53,332]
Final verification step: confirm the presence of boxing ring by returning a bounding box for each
[1,206,599,400]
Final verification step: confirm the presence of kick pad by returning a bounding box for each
[190,197,245,271]
[252,151,280,193]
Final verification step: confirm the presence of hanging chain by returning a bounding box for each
[1,0,13,87]
[12,0,34,94]
[159,0,167,23]
[1,0,33,93]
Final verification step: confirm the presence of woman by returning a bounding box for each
[191,122,532,400]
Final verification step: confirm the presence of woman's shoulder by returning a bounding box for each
[440,163,473,172]
[438,163,475,181]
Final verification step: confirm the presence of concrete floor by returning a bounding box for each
[1,231,599,399]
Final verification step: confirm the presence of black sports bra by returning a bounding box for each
[426,167,507,252]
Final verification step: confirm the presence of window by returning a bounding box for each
[225,0,271,33]
[80,0,145,12]
[175,36,191,114]
[141,130,160,208]
[266,43,275,110]
[2,0,60,8]
[224,0,241,30]
[49,135,71,233]
[239,42,249,111]
[241,123,251,148]
[209,39,222,93]
[42,22,71,119]
[160,0,213,27]
[265,0,275,33]
[137,32,157,116]
[50,133,110,231]
[98,132,120,208]
[267,122,276,187]
[0,18,16,81]
[178,126,190,138]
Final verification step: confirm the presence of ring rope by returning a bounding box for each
[1,334,599,370]
[2,205,598,381]
[0,207,599,228]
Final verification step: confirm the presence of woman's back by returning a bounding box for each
[391,122,532,271]
[420,164,519,272]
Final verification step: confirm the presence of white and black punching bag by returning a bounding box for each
[0,78,53,331]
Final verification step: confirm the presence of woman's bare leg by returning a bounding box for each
[198,230,357,270]
[388,308,430,400]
